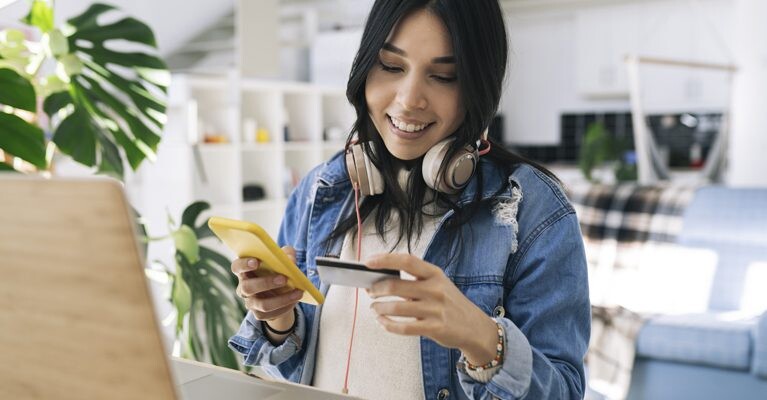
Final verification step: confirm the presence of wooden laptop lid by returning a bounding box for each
[0,176,177,400]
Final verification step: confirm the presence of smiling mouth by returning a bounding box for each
[387,114,434,136]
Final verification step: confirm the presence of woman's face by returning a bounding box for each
[365,9,465,161]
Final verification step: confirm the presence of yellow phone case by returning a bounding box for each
[207,216,324,305]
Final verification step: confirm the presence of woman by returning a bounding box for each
[229,1,590,399]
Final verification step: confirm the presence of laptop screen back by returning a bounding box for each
[0,177,177,400]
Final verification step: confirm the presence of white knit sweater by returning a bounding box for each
[313,169,500,398]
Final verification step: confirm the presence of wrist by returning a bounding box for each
[461,317,499,366]
[264,307,296,332]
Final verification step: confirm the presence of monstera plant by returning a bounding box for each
[0,0,244,369]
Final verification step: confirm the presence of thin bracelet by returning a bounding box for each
[464,322,505,371]
[262,307,298,335]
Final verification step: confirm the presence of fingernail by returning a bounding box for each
[247,259,257,268]
[273,275,286,285]
[291,291,303,300]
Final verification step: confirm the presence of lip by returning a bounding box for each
[386,114,433,140]
[388,114,430,126]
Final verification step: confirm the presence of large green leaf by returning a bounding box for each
[181,201,216,240]
[70,17,158,47]
[22,0,54,34]
[52,108,97,166]
[200,246,240,287]
[171,263,192,331]
[76,75,160,157]
[171,228,245,369]
[0,162,17,172]
[172,225,200,265]
[0,68,36,111]
[43,91,73,117]
[65,3,116,32]
[96,133,124,178]
[47,2,168,174]
[0,111,47,168]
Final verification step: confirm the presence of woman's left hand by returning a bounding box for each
[366,253,499,365]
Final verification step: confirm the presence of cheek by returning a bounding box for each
[365,72,388,114]
[438,94,465,131]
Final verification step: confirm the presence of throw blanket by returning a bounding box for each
[566,183,699,400]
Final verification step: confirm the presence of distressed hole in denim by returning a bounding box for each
[491,186,522,253]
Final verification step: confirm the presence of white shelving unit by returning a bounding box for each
[172,73,355,238]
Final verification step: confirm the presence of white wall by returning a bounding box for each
[502,0,735,146]
[727,0,767,186]
[0,0,234,55]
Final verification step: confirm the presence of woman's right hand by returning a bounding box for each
[231,245,304,324]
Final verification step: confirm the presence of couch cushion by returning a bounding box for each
[636,313,757,370]
[753,314,767,378]
[677,187,767,312]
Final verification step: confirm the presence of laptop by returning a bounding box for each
[0,176,354,400]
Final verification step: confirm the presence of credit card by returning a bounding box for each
[315,256,400,288]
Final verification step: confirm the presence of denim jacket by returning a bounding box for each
[229,152,590,400]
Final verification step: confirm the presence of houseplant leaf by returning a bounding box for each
[181,201,215,240]
[171,262,192,331]
[47,3,168,174]
[172,225,200,264]
[0,111,47,169]
[0,68,36,111]
[21,0,54,34]
[52,108,97,167]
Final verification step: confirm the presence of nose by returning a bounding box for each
[396,75,428,111]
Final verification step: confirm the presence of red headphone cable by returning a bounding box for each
[342,182,363,394]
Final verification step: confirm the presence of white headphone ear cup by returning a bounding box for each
[363,148,384,195]
[422,138,453,192]
[351,145,371,196]
[345,148,359,187]
[445,145,477,191]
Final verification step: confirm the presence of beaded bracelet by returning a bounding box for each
[464,322,505,372]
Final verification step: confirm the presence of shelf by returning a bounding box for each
[174,73,350,239]
[197,143,237,152]
[241,143,280,152]
[184,75,230,90]
[283,142,316,151]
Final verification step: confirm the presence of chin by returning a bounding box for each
[384,143,427,161]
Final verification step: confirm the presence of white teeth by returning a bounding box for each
[390,115,428,132]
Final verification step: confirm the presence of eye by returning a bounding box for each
[432,75,457,84]
[378,60,402,73]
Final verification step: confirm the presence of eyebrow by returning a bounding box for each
[382,43,455,64]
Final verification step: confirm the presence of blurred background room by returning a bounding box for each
[1,1,765,399]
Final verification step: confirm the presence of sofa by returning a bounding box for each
[568,184,767,400]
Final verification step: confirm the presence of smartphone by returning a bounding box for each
[315,256,401,289]
[208,216,325,305]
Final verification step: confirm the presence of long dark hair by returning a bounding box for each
[329,0,557,249]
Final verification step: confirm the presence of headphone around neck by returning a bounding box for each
[345,131,491,196]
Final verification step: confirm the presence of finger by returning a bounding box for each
[239,274,288,297]
[251,302,298,322]
[282,246,297,264]
[376,316,436,336]
[248,289,304,313]
[232,257,260,278]
[369,278,432,300]
[370,299,438,319]
[366,253,439,279]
